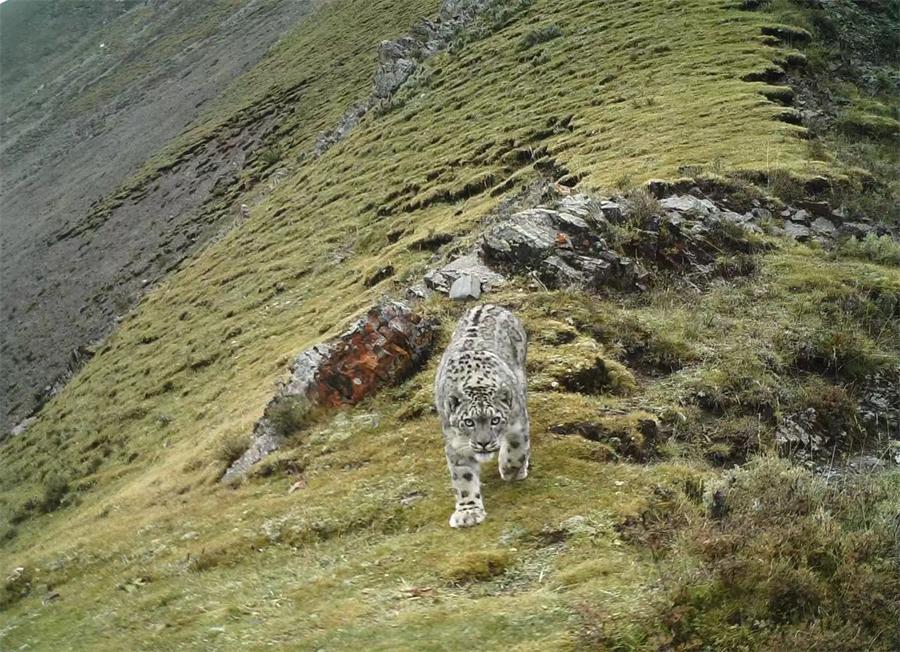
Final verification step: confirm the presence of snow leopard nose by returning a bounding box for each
[472,436,497,452]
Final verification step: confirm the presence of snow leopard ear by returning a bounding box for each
[496,385,512,408]
[447,394,461,413]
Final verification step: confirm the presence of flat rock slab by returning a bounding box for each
[424,253,505,294]
[449,273,482,300]
[660,195,716,216]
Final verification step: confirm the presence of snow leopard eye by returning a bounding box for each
[490,416,502,425]
[463,418,475,428]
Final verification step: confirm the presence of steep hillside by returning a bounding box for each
[2,0,898,649]
[0,0,321,430]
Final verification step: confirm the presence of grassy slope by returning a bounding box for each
[2,0,898,649]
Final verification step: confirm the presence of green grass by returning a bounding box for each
[2,0,899,648]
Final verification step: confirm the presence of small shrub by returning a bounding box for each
[791,325,888,380]
[9,498,37,525]
[835,110,899,140]
[767,168,804,203]
[518,24,562,51]
[624,187,661,225]
[265,395,313,437]
[259,145,284,167]
[39,475,70,513]
[187,545,240,573]
[0,525,18,543]
[551,412,660,462]
[1,566,33,610]
[835,233,900,266]
[688,356,781,416]
[217,433,250,466]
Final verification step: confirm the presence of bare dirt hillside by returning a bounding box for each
[0,0,319,430]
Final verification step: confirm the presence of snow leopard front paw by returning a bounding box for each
[500,463,528,481]
[449,504,486,528]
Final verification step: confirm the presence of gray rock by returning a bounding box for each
[751,207,772,221]
[221,419,282,485]
[598,200,624,223]
[797,200,831,217]
[541,255,587,288]
[790,209,812,225]
[440,0,493,20]
[660,195,716,216]
[482,209,560,267]
[663,213,685,227]
[810,217,836,236]
[405,281,431,302]
[838,221,874,239]
[282,344,336,397]
[449,273,481,300]
[8,416,37,438]
[784,221,811,241]
[558,194,594,219]
[482,201,643,292]
[719,210,752,224]
[424,253,505,294]
[374,53,417,98]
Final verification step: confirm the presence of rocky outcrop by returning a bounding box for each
[415,189,776,306]
[314,0,512,157]
[222,300,436,482]
[423,253,506,298]
[481,196,646,292]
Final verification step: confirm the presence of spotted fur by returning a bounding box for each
[435,304,530,528]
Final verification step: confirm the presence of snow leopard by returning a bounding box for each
[434,304,530,528]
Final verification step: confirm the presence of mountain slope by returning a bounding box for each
[0,0,321,431]
[1,0,898,649]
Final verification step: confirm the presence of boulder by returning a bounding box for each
[8,416,37,438]
[598,199,624,223]
[222,300,436,482]
[306,301,437,407]
[810,217,836,236]
[482,203,644,291]
[719,210,752,224]
[790,209,812,225]
[482,209,565,267]
[660,195,716,216]
[449,273,481,300]
[424,253,505,294]
[797,200,831,217]
[837,221,874,239]
[784,221,811,241]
